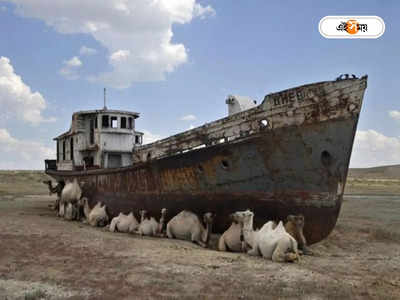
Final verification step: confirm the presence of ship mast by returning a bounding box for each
[103,87,107,110]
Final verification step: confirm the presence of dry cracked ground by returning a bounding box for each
[0,171,400,299]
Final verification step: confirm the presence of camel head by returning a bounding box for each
[231,209,254,225]
[161,208,167,216]
[139,210,148,220]
[285,214,307,246]
[229,212,242,224]
[286,214,305,230]
[42,180,52,195]
[203,212,215,225]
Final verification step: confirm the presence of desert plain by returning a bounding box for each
[0,168,400,299]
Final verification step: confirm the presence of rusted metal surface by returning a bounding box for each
[46,76,367,244]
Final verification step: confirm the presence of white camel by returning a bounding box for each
[218,213,246,252]
[166,210,214,248]
[58,178,82,219]
[232,210,299,262]
[109,212,139,233]
[137,208,167,237]
[80,197,109,227]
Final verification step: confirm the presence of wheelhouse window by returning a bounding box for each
[128,117,133,129]
[94,116,98,129]
[62,140,66,160]
[111,116,118,128]
[56,141,59,162]
[121,117,127,129]
[102,115,109,128]
[135,135,142,144]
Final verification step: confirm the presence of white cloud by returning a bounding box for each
[79,46,97,56]
[193,3,215,19]
[141,129,163,145]
[180,114,197,121]
[0,56,55,125]
[389,110,400,121]
[350,129,400,168]
[59,56,82,80]
[66,56,82,67]
[8,0,215,89]
[110,49,130,63]
[0,128,56,169]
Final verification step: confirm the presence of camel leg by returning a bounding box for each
[272,243,298,263]
[196,240,207,248]
[54,198,60,213]
[110,219,118,232]
[166,224,174,239]
[247,245,260,256]
[271,247,286,263]
[301,245,313,256]
[192,231,207,248]
[218,236,227,252]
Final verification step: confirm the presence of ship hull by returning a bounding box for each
[46,76,367,244]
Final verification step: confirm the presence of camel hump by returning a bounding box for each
[275,221,286,232]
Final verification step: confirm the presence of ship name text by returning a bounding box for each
[271,86,325,107]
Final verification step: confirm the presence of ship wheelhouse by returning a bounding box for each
[47,109,143,171]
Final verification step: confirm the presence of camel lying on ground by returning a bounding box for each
[284,214,313,255]
[166,210,215,248]
[232,210,299,262]
[137,208,167,237]
[218,213,246,252]
[80,197,109,227]
[110,212,139,233]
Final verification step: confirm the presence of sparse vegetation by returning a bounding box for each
[24,289,46,300]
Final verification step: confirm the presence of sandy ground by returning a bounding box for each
[0,172,400,299]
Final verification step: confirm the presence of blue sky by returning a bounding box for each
[0,0,399,169]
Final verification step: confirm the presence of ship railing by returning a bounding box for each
[133,77,366,163]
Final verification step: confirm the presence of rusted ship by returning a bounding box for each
[45,74,367,244]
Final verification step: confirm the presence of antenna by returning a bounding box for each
[103,88,107,110]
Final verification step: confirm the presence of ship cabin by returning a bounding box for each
[47,109,143,171]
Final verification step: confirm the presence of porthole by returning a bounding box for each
[221,160,229,169]
[321,150,332,167]
[260,119,268,127]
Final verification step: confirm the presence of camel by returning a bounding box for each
[218,213,247,252]
[137,208,167,237]
[230,209,256,250]
[60,178,82,205]
[166,210,215,248]
[43,180,65,212]
[248,221,299,262]
[56,178,82,219]
[284,214,313,255]
[109,212,139,233]
[231,210,299,262]
[43,180,65,198]
[80,197,109,227]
